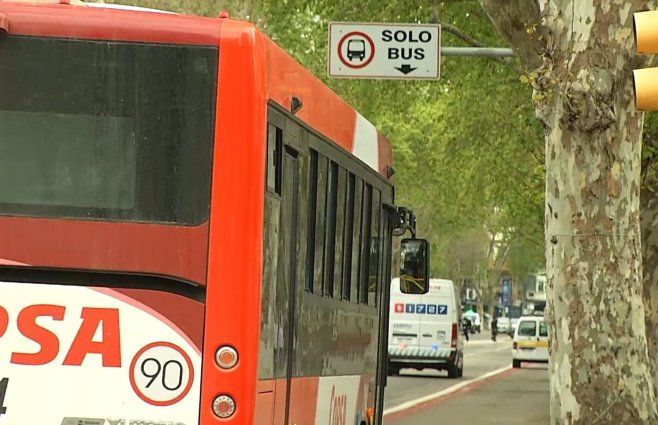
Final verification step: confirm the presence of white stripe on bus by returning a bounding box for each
[352,113,379,172]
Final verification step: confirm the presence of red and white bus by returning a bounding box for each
[0,2,427,424]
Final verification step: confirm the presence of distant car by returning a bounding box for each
[388,278,464,378]
[512,316,549,368]
[496,316,511,334]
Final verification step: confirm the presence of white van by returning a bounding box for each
[388,277,464,378]
[512,315,549,368]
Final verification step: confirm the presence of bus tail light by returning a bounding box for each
[513,342,518,350]
[0,12,8,40]
[215,346,238,369]
[451,323,458,348]
[212,395,236,419]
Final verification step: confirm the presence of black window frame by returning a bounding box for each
[266,123,283,195]
[342,172,356,301]
[323,160,339,297]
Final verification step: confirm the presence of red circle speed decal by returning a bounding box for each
[129,341,195,407]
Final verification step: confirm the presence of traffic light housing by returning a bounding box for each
[633,10,658,111]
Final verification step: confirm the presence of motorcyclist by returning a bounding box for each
[462,317,472,342]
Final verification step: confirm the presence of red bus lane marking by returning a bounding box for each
[129,341,195,407]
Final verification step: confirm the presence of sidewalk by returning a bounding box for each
[385,366,549,425]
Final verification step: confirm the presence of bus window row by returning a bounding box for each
[305,149,382,306]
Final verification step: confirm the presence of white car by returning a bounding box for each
[496,316,511,334]
[512,316,549,368]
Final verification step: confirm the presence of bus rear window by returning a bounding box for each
[0,36,217,224]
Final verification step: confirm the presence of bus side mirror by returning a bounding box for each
[399,238,429,294]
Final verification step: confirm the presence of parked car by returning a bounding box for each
[496,316,511,334]
[506,306,523,336]
[388,278,464,378]
[512,315,549,368]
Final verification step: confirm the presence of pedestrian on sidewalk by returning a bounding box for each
[491,316,498,342]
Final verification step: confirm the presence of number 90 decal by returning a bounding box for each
[129,341,194,406]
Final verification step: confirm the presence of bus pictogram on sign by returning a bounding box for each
[129,341,195,407]
[337,31,375,69]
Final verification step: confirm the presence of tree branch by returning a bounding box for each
[478,0,546,70]
[440,22,484,48]
[429,1,514,66]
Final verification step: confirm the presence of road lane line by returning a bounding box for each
[464,345,511,357]
[383,365,513,417]
[465,338,513,347]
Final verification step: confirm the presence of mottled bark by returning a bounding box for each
[641,156,658,401]
[480,0,658,423]
[641,124,658,399]
[640,54,658,401]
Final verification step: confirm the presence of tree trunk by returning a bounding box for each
[480,1,658,423]
[641,135,658,399]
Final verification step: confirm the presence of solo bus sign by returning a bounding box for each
[328,22,441,80]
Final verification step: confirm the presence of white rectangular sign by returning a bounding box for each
[328,22,441,80]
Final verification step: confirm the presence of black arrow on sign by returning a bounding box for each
[395,64,417,75]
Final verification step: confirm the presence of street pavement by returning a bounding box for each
[383,332,549,424]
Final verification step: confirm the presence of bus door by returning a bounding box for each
[271,113,303,425]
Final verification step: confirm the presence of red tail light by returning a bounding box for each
[451,323,458,348]
[513,342,518,350]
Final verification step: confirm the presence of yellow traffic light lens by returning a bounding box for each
[633,68,658,111]
[635,11,658,54]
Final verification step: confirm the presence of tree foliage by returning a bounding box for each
[104,0,546,302]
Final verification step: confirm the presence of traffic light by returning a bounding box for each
[633,10,658,111]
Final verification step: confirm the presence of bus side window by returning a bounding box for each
[332,166,347,299]
[358,184,372,304]
[350,178,364,303]
[311,152,328,295]
[323,161,339,297]
[305,150,318,292]
[342,173,356,301]
[266,123,282,195]
[368,189,381,306]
